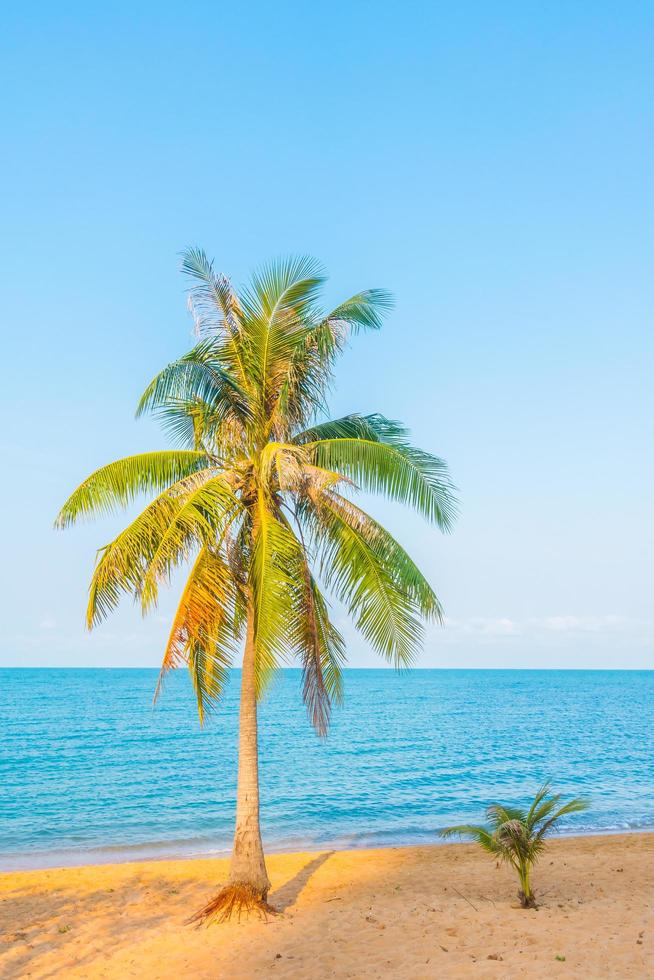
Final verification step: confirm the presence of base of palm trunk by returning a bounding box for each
[187,882,278,926]
[518,889,537,909]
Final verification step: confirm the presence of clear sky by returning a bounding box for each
[2,2,652,669]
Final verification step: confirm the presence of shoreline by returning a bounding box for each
[3,824,654,875]
[2,832,652,977]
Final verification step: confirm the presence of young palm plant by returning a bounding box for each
[56,250,457,923]
[440,784,589,907]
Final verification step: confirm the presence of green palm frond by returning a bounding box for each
[487,803,528,827]
[439,824,499,854]
[241,256,326,324]
[55,452,213,527]
[136,339,250,427]
[87,482,193,627]
[306,436,458,531]
[322,493,442,621]
[139,475,244,612]
[147,398,216,450]
[287,561,345,737]
[249,491,304,693]
[239,258,327,428]
[535,797,590,840]
[271,289,394,431]
[302,492,422,667]
[294,413,408,445]
[322,289,394,334]
[525,783,554,825]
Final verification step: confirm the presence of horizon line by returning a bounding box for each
[1,665,652,672]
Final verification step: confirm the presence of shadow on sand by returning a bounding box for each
[270,851,334,912]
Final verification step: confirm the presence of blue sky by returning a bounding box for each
[2,2,652,668]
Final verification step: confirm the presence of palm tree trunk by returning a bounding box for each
[518,863,536,908]
[227,607,270,897]
[188,606,272,924]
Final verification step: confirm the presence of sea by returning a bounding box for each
[1,668,652,871]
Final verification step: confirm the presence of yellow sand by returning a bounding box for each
[1,834,652,978]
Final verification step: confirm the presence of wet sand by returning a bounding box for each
[1,833,652,978]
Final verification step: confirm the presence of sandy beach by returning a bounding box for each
[0,833,651,978]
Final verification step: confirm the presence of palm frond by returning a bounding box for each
[55,452,213,527]
[285,541,345,736]
[181,248,242,339]
[306,436,458,531]
[85,470,241,628]
[238,257,326,424]
[270,288,393,432]
[147,398,216,450]
[321,288,394,334]
[87,483,193,627]
[302,492,423,667]
[525,782,553,824]
[139,475,243,612]
[294,413,408,445]
[486,803,528,827]
[241,255,326,324]
[439,824,499,854]
[249,491,304,694]
[154,545,239,723]
[319,493,442,621]
[136,339,250,429]
[535,797,590,840]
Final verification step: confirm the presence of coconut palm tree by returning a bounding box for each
[440,783,589,907]
[56,250,457,922]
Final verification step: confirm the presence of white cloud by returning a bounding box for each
[535,614,626,633]
[443,616,520,636]
[441,613,643,641]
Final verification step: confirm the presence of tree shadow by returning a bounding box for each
[270,851,334,912]
[0,873,199,979]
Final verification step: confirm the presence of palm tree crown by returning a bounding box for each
[57,250,457,734]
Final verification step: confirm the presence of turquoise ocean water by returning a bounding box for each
[1,669,652,870]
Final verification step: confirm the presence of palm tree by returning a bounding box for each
[440,783,589,907]
[56,250,457,922]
